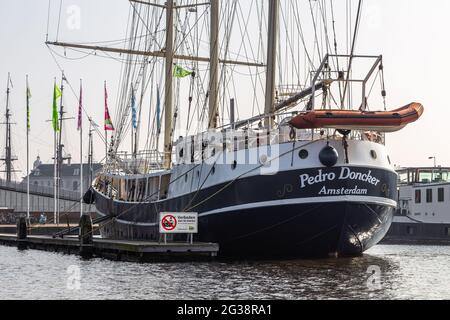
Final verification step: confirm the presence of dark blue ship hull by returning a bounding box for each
[93,166,397,258]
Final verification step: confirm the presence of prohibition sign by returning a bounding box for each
[161,214,177,231]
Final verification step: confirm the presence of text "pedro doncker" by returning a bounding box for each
[300,167,381,189]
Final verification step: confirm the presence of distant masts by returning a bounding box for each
[54,72,73,225]
[1,73,18,183]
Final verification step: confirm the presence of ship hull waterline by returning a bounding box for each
[92,166,397,259]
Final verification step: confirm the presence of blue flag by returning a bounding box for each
[131,88,137,129]
[156,86,161,134]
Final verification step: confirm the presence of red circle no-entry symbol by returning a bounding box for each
[161,214,177,231]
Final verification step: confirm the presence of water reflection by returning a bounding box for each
[0,245,449,300]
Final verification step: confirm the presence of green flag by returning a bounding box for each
[26,79,31,132]
[52,84,62,132]
[173,64,193,78]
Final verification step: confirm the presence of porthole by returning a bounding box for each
[185,174,188,183]
[259,154,269,166]
[298,149,309,160]
[370,150,378,160]
[211,166,216,175]
[231,161,237,170]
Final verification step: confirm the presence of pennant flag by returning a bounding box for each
[26,78,31,132]
[131,87,137,129]
[52,83,62,132]
[104,83,114,131]
[77,82,83,131]
[156,85,161,134]
[173,64,193,78]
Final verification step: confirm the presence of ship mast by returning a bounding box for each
[54,72,73,224]
[163,0,174,169]
[208,0,220,129]
[264,0,279,128]
[1,73,17,183]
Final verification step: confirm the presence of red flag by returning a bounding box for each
[104,82,114,131]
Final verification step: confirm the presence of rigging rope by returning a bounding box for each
[341,0,364,109]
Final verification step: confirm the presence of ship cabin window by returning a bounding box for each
[415,190,421,204]
[426,189,433,203]
[438,188,445,202]
[419,171,432,184]
[433,170,450,183]
[417,169,450,184]
[398,172,409,184]
[407,226,415,236]
[446,228,450,237]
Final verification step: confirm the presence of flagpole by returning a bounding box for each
[104,81,108,164]
[79,79,83,217]
[26,75,30,223]
[53,78,57,225]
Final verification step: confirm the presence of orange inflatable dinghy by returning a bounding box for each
[289,103,424,133]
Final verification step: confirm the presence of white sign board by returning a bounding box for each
[159,212,198,234]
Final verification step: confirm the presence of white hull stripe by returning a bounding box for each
[198,196,397,217]
[97,196,397,227]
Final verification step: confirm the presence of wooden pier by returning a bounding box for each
[0,224,100,236]
[0,222,219,262]
[0,233,219,262]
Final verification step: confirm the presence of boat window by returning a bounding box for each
[415,190,421,204]
[370,150,377,160]
[438,188,445,202]
[417,169,450,183]
[418,170,432,184]
[298,149,309,160]
[433,170,450,183]
[398,172,409,184]
[426,189,433,203]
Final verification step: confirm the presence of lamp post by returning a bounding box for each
[428,156,437,168]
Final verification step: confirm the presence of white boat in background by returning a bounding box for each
[384,167,450,244]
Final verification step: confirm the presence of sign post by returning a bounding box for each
[159,212,198,244]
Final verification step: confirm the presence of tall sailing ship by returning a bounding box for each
[48,0,423,258]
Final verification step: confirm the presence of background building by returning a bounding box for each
[23,156,103,194]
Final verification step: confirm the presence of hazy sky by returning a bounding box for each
[1,0,449,180]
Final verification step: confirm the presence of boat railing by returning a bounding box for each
[107,150,164,175]
[173,125,384,165]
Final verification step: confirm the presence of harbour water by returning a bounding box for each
[0,244,449,300]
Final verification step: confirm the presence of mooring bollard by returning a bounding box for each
[79,215,94,258]
[16,216,28,250]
